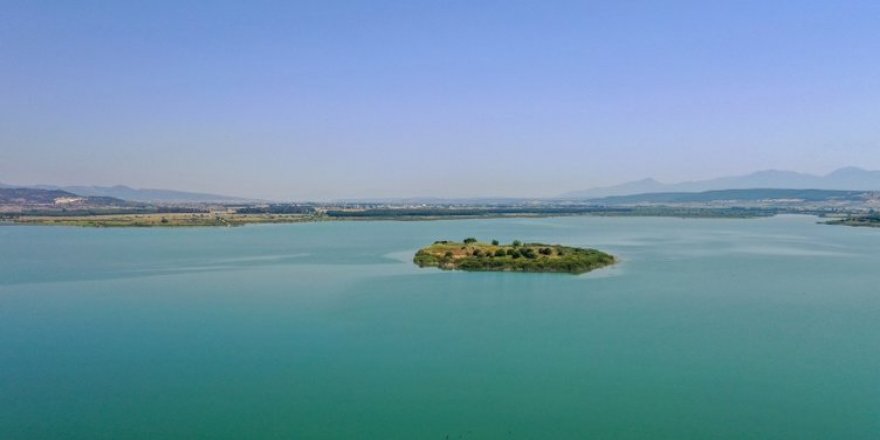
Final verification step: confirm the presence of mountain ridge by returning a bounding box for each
[589,188,873,205]
[0,183,258,203]
[562,167,880,199]
[0,187,134,207]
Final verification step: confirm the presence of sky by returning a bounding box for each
[2,1,879,200]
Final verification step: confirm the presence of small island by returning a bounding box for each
[413,238,616,275]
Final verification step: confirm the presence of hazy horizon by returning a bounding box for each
[2,165,879,202]
[3,1,879,199]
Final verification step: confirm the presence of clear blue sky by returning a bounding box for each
[2,1,879,200]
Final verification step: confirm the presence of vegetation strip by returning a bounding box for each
[414,238,615,274]
[824,214,880,228]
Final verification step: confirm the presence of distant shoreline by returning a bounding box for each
[1,208,799,228]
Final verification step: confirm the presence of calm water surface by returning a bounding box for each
[1,216,879,439]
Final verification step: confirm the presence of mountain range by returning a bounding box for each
[0,183,256,203]
[590,189,871,206]
[4,166,880,203]
[561,167,880,199]
[0,187,135,207]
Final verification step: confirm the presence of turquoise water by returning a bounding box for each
[1,215,879,439]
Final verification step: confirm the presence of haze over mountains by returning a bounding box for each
[561,167,880,199]
[0,183,257,203]
[4,167,880,203]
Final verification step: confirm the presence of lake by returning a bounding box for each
[1,215,879,439]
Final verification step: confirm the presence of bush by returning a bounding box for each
[464,237,477,244]
[416,242,614,274]
[491,240,499,245]
[512,240,522,247]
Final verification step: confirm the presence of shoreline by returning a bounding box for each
[0,210,807,228]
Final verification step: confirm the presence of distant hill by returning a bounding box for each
[3,184,258,203]
[0,187,133,207]
[562,167,880,199]
[590,188,870,205]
